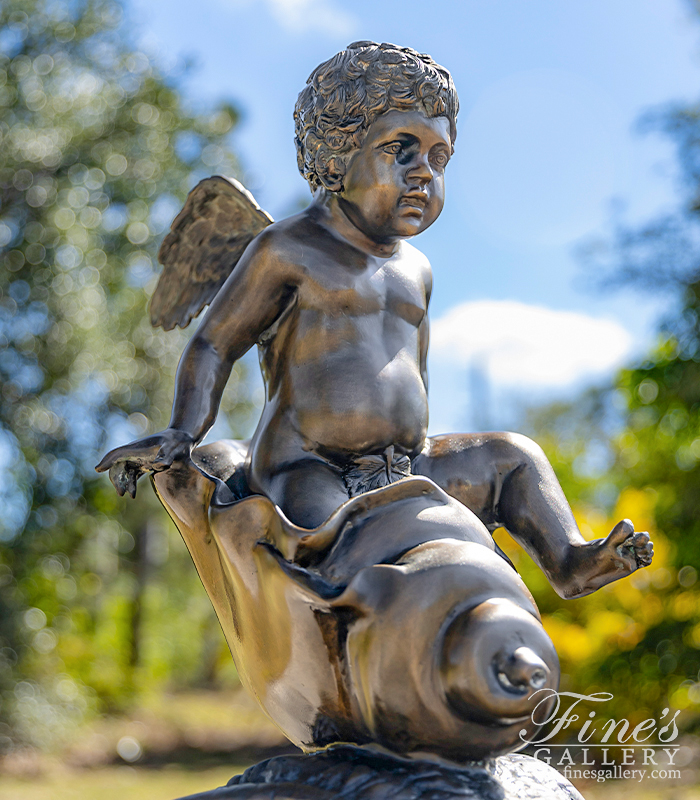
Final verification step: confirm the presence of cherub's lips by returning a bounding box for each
[399,192,428,211]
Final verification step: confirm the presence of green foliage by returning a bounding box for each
[608,320,700,720]
[0,0,252,751]
[520,66,700,734]
[519,387,696,732]
[584,71,700,731]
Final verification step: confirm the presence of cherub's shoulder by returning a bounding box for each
[245,217,297,256]
[245,212,318,265]
[399,240,433,289]
[400,239,431,266]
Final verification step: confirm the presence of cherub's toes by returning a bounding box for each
[633,537,654,568]
[617,531,654,569]
[631,531,650,546]
[631,533,653,554]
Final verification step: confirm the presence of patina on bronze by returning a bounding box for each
[97,41,653,779]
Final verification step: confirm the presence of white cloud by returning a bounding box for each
[431,300,633,391]
[220,0,356,36]
[270,0,355,35]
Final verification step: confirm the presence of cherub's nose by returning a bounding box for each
[406,154,433,186]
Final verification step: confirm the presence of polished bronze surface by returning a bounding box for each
[152,444,559,760]
[97,41,653,763]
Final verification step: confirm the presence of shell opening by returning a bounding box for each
[495,646,550,694]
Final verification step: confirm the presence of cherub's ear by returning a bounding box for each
[315,150,346,193]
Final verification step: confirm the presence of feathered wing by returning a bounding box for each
[151,176,274,330]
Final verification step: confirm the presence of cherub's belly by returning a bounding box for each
[256,347,428,462]
[290,350,428,456]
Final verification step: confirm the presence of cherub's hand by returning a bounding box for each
[556,519,654,599]
[95,428,194,498]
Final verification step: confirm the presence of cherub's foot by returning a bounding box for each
[555,519,654,599]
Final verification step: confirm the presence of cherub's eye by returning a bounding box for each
[384,143,403,155]
[431,152,449,169]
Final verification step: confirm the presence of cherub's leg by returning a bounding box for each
[412,433,653,599]
[260,459,350,529]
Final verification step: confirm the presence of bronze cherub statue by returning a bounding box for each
[97,41,653,787]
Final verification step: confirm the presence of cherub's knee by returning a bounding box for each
[495,432,548,471]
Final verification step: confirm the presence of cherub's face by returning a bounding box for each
[338,109,452,243]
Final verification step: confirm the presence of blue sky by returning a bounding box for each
[129,0,700,433]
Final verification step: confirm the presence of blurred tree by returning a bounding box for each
[518,11,700,730]
[0,0,253,752]
[516,389,682,731]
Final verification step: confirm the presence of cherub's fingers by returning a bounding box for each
[152,446,175,472]
[96,438,160,472]
[607,518,635,546]
[152,436,193,471]
[96,448,120,473]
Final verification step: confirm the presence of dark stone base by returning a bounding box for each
[176,745,584,799]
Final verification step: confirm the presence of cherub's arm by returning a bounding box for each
[418,261,433,394]
[168,230,296,440]
[97,229,297,495]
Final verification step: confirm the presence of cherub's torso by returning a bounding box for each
[248,211,431,488]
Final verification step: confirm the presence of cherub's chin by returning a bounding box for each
[398,206,425,218]
[394,210,427,229]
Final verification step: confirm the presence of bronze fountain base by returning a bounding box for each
[176,744,583,799]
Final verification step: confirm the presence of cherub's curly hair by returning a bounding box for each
[294,41,459,192]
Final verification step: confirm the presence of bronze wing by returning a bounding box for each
[151,176,274,331]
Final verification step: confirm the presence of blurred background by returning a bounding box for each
[1,0,700,797]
